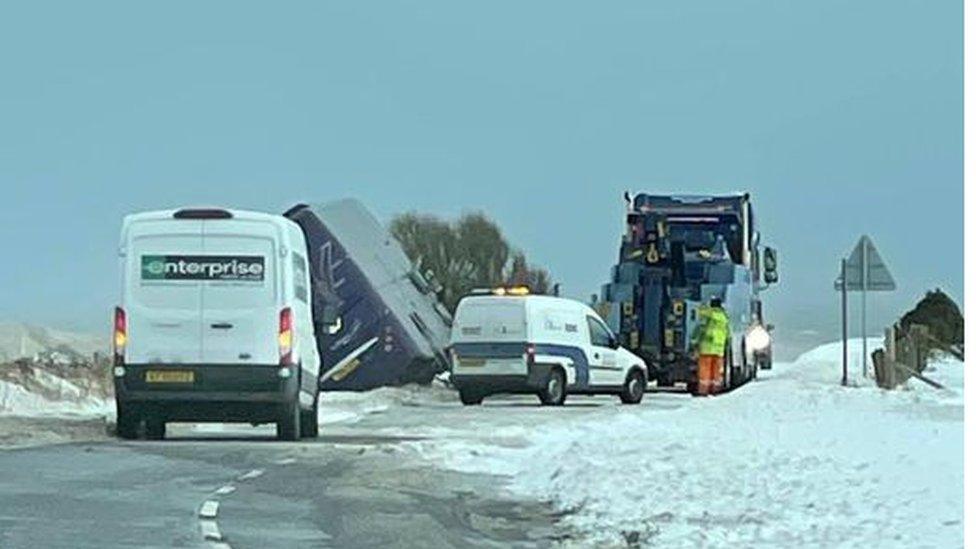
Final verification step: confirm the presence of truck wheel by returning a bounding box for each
[277,400,301,441]
[729,341,739,391]
[116,403,138,440]
[620,369,646,404]
[459,389,484,406]
[145,418,166,440]
[538,368,566,406]
[657,372,674,387]
[300,391,320,439]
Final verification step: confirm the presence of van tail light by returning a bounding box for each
[525,344,536,367]
[113,307,127,366]
[278,307,294,365]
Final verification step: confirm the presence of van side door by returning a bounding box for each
[585,315,620,386]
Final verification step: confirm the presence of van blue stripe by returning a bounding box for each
[451,342,590,388]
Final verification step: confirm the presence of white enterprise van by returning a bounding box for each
[450,289,648,405]
[113,208,321,441]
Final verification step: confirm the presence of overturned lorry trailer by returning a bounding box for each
[285,199,452,391]
[599,193,779,393]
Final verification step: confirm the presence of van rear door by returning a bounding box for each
[126,219,204,364]
[453,299,527,343]
[201,220,280,365]
[452,298,528,374]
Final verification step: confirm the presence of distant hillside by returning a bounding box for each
[0,323,106,363]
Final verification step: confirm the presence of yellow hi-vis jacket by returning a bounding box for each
[694,306,731,356]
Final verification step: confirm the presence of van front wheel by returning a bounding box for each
[620,369,646,404]
[116,403,138,440]
[277,400,301,441]
[145,418,166,440]
[300,392,319,439]
[459,389,484,405]
[538,368,566,406]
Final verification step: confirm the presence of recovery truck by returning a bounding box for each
[598,193,779,393]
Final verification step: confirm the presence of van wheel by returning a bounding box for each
[116,403,138,440]
[277,401,301,441]
[620,369,646,404]
[145,418,166,440]
[538,369,566,406]
[300,391,320,439]
[459,389,483,405]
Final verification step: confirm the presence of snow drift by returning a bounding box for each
[403,339,964,547]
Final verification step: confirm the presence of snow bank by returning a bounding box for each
[318,383,458,425]
[408,340,964,547]
[0,372,110,417]
[0,322,105,362]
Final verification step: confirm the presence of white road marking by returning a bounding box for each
[199,500,219,519]
[199,520,223,541]
[238,469,264,481]
[214,485,236,496]
[274,457,296,465]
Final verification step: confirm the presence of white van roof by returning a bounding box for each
[458,294,586,311]
[121,208,305,243]
[123,207,292,227]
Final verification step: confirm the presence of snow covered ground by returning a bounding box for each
[0,336,961,546]
[322,340,964,548]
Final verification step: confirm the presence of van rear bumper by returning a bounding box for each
[114,363,300,422]
[452,366,550,395]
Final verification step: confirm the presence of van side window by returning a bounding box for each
[587,316,613,348]
[292,252,308,303]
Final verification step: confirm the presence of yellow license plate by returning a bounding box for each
[457,358,486,368]
[145,370,195,383]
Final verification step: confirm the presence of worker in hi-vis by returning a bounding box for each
[692,296,731,396]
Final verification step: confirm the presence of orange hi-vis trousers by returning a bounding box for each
[697,354,724,395]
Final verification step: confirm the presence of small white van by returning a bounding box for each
[449,289,648,405]
[113,208,321,441]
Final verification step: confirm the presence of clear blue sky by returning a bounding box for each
[0,1,961,358]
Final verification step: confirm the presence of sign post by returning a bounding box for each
[840,258,848,386]
[835,235,895,383]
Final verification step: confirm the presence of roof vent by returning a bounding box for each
[173,208,233,220]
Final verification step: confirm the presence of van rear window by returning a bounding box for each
[140,255,265,282]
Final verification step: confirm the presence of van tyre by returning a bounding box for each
[277,400,301,441]
[538,368,566,406]
[620,369,646,404]
[145,418,166,440]
[116,403,138,440]
[300,391,320,439]
[459,389,484,406]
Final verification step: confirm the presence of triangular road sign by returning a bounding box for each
[834,235,895,291]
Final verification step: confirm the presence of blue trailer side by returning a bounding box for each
[599,193,779,392]
[285,199,452,391]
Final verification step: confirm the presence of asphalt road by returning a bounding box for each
[0,423,566,549]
